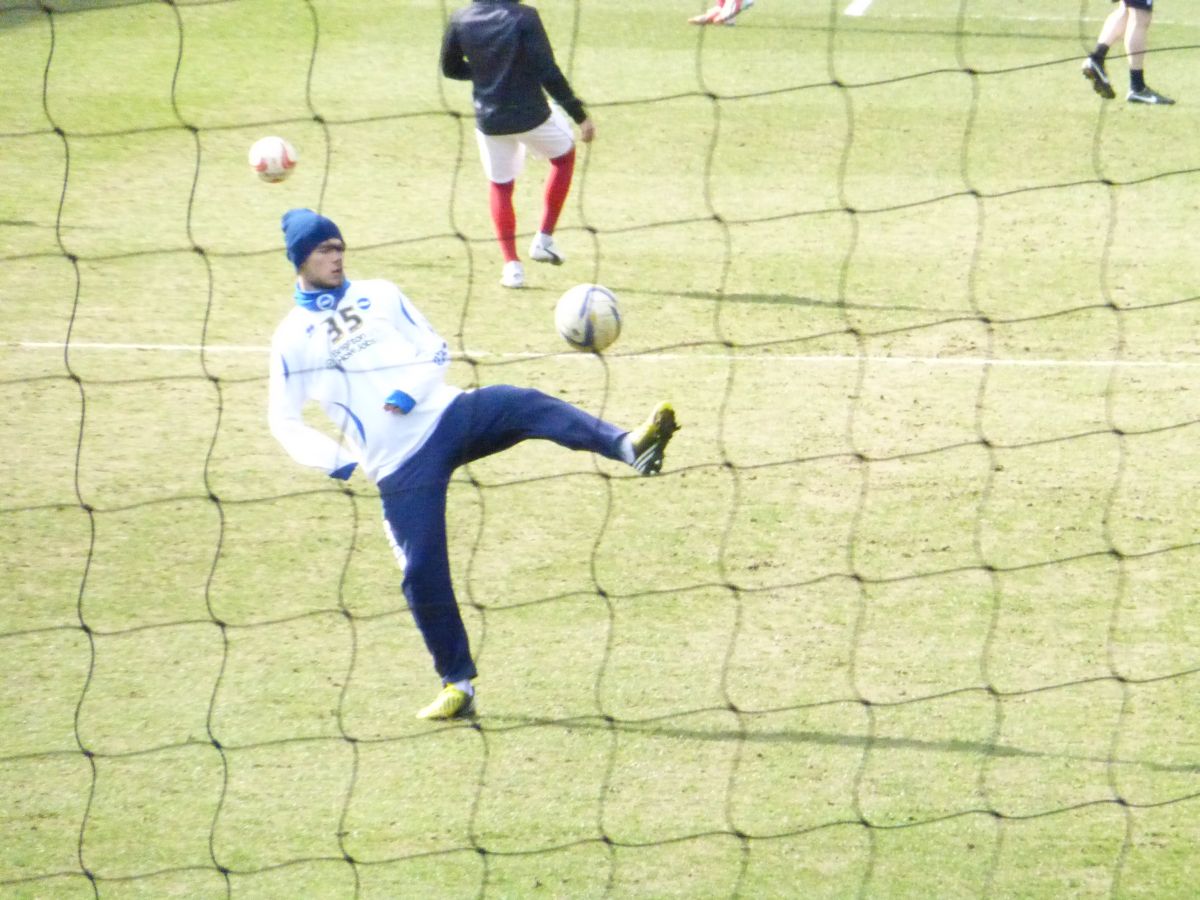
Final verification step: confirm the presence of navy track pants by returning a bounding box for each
[378,385,627,683]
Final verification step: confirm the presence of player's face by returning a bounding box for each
[299,238,346,290]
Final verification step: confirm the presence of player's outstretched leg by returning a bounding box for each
[629,402,680,476]
[447,385,625,463]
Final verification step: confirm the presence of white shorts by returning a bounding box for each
[475,107,575,184]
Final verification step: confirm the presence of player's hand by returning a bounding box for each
[579,118,596,143]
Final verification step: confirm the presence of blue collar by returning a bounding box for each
[294,280,350,312]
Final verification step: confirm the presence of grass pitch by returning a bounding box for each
[2,0,1200,897]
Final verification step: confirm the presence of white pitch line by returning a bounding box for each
[842,8,1193,26]
[10,341,1200,370]
[12,341,273,354]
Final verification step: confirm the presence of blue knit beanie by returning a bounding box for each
[282,208,342,270]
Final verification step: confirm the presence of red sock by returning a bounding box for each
[540,147,575,235]
[489,180,518,262]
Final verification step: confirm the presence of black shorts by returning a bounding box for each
[1114,0,1153,10]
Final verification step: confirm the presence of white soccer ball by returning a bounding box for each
[248,136,297,183]
[555,283,621,353]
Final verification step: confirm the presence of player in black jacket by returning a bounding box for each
[441,0,596,288]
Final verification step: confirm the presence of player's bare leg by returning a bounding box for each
[1124,8,1173,104]
[1082,3,1126,99]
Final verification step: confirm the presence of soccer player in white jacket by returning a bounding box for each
[267,209,679,720]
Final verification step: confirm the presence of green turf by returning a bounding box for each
[3,0,1200,897]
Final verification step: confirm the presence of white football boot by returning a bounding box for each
[500,260,526,288]
[529,232,565,266]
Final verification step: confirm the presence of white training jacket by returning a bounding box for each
[267,278,462,484]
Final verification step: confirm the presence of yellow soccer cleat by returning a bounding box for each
[629,402,680,476]
[415,684,476,720]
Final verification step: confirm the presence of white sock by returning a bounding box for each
[619,435,635,464]
[451,679,474,696]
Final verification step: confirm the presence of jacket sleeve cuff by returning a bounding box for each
[385,389,416,413]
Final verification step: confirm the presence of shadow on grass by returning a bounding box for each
[720,18,1084,46]
[485,714,1200,776]
[0,0,235,26]
[634,286,971,317]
